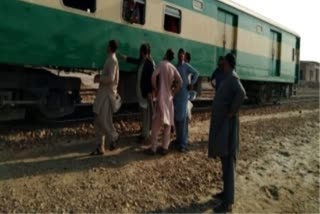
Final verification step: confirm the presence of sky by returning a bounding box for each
[231,0,320,62]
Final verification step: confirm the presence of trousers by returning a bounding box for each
[94,99,118,147]
[221,155,235,204]
[140,99,152,139]
[150,117,171,152]
[174,116,189,148]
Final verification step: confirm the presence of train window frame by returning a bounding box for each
[122,0,146,25]
[163,6,182,34]
[193,0,204,11]
[61,0,96,13]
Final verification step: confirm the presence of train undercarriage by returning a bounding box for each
[0,64,295,122]
[0,64,81,121]
[242,80,294,104]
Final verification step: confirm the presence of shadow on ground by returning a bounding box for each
[0,138,208,181]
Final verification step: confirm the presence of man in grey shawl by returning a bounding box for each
[208,53,246,213]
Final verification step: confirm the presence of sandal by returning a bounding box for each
[109,142,116,151]
[144,148,157,156]
[90,148,105,156]
[157,147,169,156]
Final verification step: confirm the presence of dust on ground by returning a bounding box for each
[0,103,319,213]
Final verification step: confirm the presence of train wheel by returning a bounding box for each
[37,90,77,120]
[256,84,268,104]
[284,85,291,98]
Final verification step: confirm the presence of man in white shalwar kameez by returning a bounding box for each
[91,40,120,155]
[145,49,183,155]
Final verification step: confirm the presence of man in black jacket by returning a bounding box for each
[120,43,155,143]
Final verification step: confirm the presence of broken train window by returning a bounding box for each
[122,0,146,25]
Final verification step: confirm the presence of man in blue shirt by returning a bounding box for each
[173,48,199,152]
[210,56,225,91]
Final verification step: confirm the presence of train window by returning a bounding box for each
[193,0,204,11]
[123,0,146,25]
[62,0,96,13]
[292,48,295,61]
[164,6,181,34]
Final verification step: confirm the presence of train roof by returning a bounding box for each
[301,61,320,65]
[218,0,300,37]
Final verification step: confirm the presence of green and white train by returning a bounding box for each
[0,0,300,121]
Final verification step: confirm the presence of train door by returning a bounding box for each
[217,9,237,60]
[294,37,301,84]
[270,30,281,76]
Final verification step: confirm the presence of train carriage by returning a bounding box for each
[0,0,300,121]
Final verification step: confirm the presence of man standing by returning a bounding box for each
[120,43,155,143]
[208,53,246,213]
[91,40,120,155]
[174,48,199,152]
[210,56,225,91]
[146,49,182,155]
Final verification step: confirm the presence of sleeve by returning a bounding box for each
[211,68,217,81]
[141,60,155,96]
[228,78,246,116]
[151,65,160,90]
[126,57,140,65]
[187,64,199,85]
[145,60,155,73]
[99,61,116,85]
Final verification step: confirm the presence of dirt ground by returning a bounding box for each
[0,103,319,213]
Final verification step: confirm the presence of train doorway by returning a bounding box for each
[217,9,238,61]
[270,30,281,76]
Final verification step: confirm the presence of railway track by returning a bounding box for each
[0,94,318,130]
[192,95,319,113]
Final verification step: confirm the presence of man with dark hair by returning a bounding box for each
[173,48,199,152]
[165,48,175,61]
[146,49,182,155]
[120,43,155,143]
[91,40,120,155]
[208,53,246,213]
[185,52,191,63]
[109,40,118,53]
[210,56,225,91]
